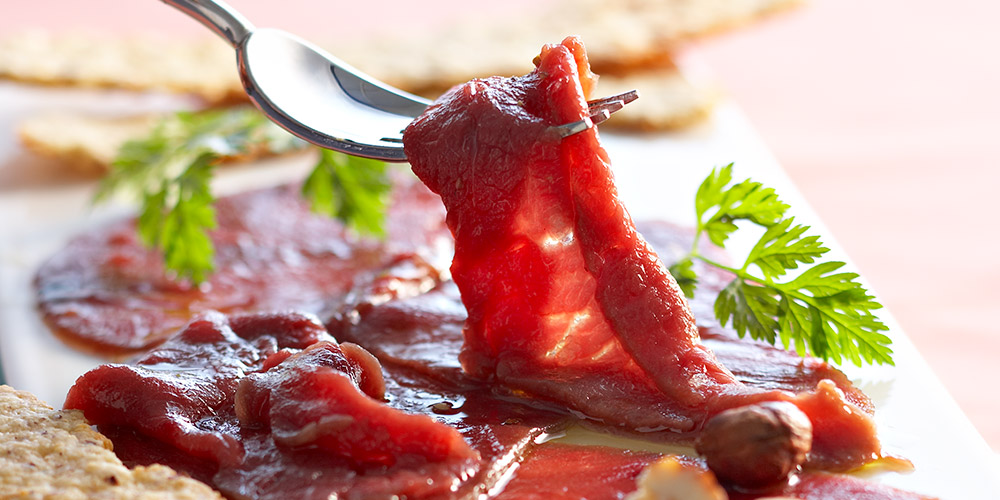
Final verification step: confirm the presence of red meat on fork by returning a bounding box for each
[403,36,880,470]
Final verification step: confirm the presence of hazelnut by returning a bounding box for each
[695,401,812,489]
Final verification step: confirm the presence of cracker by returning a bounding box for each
[596,67,718,131]
[334,0,793,130]
[347,46,716,131]
[0,0,797,133]
[0,385,223,499]
[0,31,242,104]
[18,109,307,174]
[18,113,159,175]
[337,0,801,93]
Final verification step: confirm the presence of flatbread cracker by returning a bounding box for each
[0,0,797,132]
[0,31,242,104]
[18,109,308,174]
[337,0,794,130]
[337,0,801,92]
[18,113,159,175]
[0,385,224,499]
[596,67,718,131]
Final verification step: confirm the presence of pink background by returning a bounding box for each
[2,0,998,450]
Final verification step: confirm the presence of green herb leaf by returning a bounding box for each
[97,107,392,283]
[96,107,305,282]
[302,149,391,237]
[744,217,827,280]
[715,279,780,344]
[677,165,893,366]
[694,163,789,247]
[159,154,217,283]
[668,257,698,298]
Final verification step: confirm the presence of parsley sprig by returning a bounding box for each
[96,107,390,283]
[302,149,390,237]
[669,164,893,366]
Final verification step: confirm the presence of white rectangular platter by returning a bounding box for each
[0,81,996,499]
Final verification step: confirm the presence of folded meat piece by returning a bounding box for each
[65,311,566,500]
[403,36,880,471]
[65,311,331,467]
[235,340,477,467]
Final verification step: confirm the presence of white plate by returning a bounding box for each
[0,81,996,499]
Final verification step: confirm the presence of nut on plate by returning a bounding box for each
[695,401,812,489]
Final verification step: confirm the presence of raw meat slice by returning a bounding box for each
[235,340,477,467]
[402,36,880,470]
[328,222,879,472]
[35,178,449,356]
[497,444,662,500]
[66,311,566,500]
[64,311,329,466]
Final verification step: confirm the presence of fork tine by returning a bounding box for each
[587,90,639,114]
[552,116,595,138]
[589,102,621,125]
[551,89,639,138]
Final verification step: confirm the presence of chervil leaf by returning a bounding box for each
[97,107,392,282]
[715,279,780,344]
[668,258,698,298]
[694,163,735,220]
[744,217,828,280]
[137,185,168,247]
[158,154,217,283]
[95,107,305,282]
[96,107,303,204]
[680,164,893,366]
[694,164,789,247]
[302,149,390,237]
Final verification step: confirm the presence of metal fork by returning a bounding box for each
[162,0,637,161]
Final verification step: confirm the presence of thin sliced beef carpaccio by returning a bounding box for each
[328,228,879,468]
[64,311,330,466]
[215,366,563,500]
[41,35,930,499]
[234,340,476,467]
[325,255,471,387]
[65,284,922,500]
[496,444,663,500]
[403,36,879,471]
[65,311,568,500]
[35,178,449,356]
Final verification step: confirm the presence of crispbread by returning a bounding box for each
[336,0,798,129]
[17,109,308,174]
[340,0,802,94]
[0,31,242,104]
[595,67,718,131]
[0,385,224,499]
[0,0,798,133]
[18,113,159,175]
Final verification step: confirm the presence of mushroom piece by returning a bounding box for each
[695,401,812,489]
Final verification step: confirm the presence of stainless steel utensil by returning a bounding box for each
[162,0,636,161]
